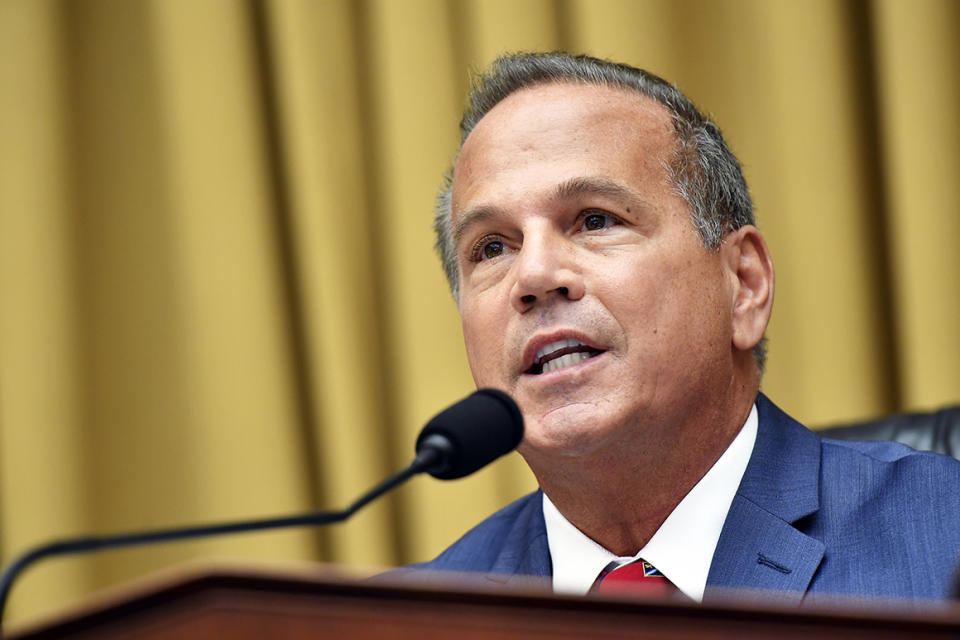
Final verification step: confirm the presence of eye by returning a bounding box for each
[470,235,506,262]
[580,211,618,231]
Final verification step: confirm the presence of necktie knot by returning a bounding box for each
[591,559,677,598]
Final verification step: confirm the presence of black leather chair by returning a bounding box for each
[818,406,960,460]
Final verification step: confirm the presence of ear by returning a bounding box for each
[722,225,774,353]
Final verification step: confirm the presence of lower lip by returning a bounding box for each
[522,351,607,382]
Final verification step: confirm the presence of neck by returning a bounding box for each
[526,378,758,556]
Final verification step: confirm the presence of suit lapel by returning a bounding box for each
[707,495,825,602]
[484,490,552,586]
[474,397,828,597]
[706,394,825,602]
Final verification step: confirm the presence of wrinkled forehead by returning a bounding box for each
[459,82,676,160]
[451,82,679,213]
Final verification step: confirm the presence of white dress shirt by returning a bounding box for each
[543,404,758,602]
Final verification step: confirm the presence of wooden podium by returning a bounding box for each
[6,567,960,639]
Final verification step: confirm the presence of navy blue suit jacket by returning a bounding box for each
[404,394,960,602]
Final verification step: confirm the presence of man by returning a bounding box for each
[407,52,960,602]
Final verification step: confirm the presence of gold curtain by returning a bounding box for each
[1,0,958,626]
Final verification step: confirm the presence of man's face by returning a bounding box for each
[451,83,738,465]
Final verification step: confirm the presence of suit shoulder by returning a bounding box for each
[808,437,960,598]
[408,490,544,573]
[818,436,960,523]
[821,436,960,474]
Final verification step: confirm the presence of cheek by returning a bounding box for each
[605,254,726,345]
[460,300,506,384]
[645,265,732,358]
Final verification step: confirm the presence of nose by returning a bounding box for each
[509,233,585,313]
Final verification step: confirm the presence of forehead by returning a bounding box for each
[451,82,678,216]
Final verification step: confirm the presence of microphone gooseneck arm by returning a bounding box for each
[0,446,443,625]
[0,388,523,628]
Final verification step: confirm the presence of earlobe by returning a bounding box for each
[725,226,774,352]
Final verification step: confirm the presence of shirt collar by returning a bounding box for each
[543,403,758,601]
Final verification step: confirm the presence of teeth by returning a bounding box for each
[535,338,584,363]
[541,351,591,374]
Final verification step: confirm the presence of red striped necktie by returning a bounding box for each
[590,559,678,598]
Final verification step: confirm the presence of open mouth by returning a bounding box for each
[525,338,604,375]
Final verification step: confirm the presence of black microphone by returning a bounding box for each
[0,389,523,625]
[417,388,524,479]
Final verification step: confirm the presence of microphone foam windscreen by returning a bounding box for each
[416,389,524,480]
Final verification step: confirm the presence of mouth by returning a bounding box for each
[524,338,605,375]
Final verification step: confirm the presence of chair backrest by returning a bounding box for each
[818,406,960,460]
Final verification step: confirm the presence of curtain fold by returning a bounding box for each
[2,0,958,626]
[872,0,960,408]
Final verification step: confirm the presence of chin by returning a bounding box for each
[518,403,621,459]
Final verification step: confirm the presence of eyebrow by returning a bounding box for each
[453,206,496,249]
[452,175,650,248]
[553,176,649,209]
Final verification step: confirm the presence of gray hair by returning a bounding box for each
[434,52,766,372]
